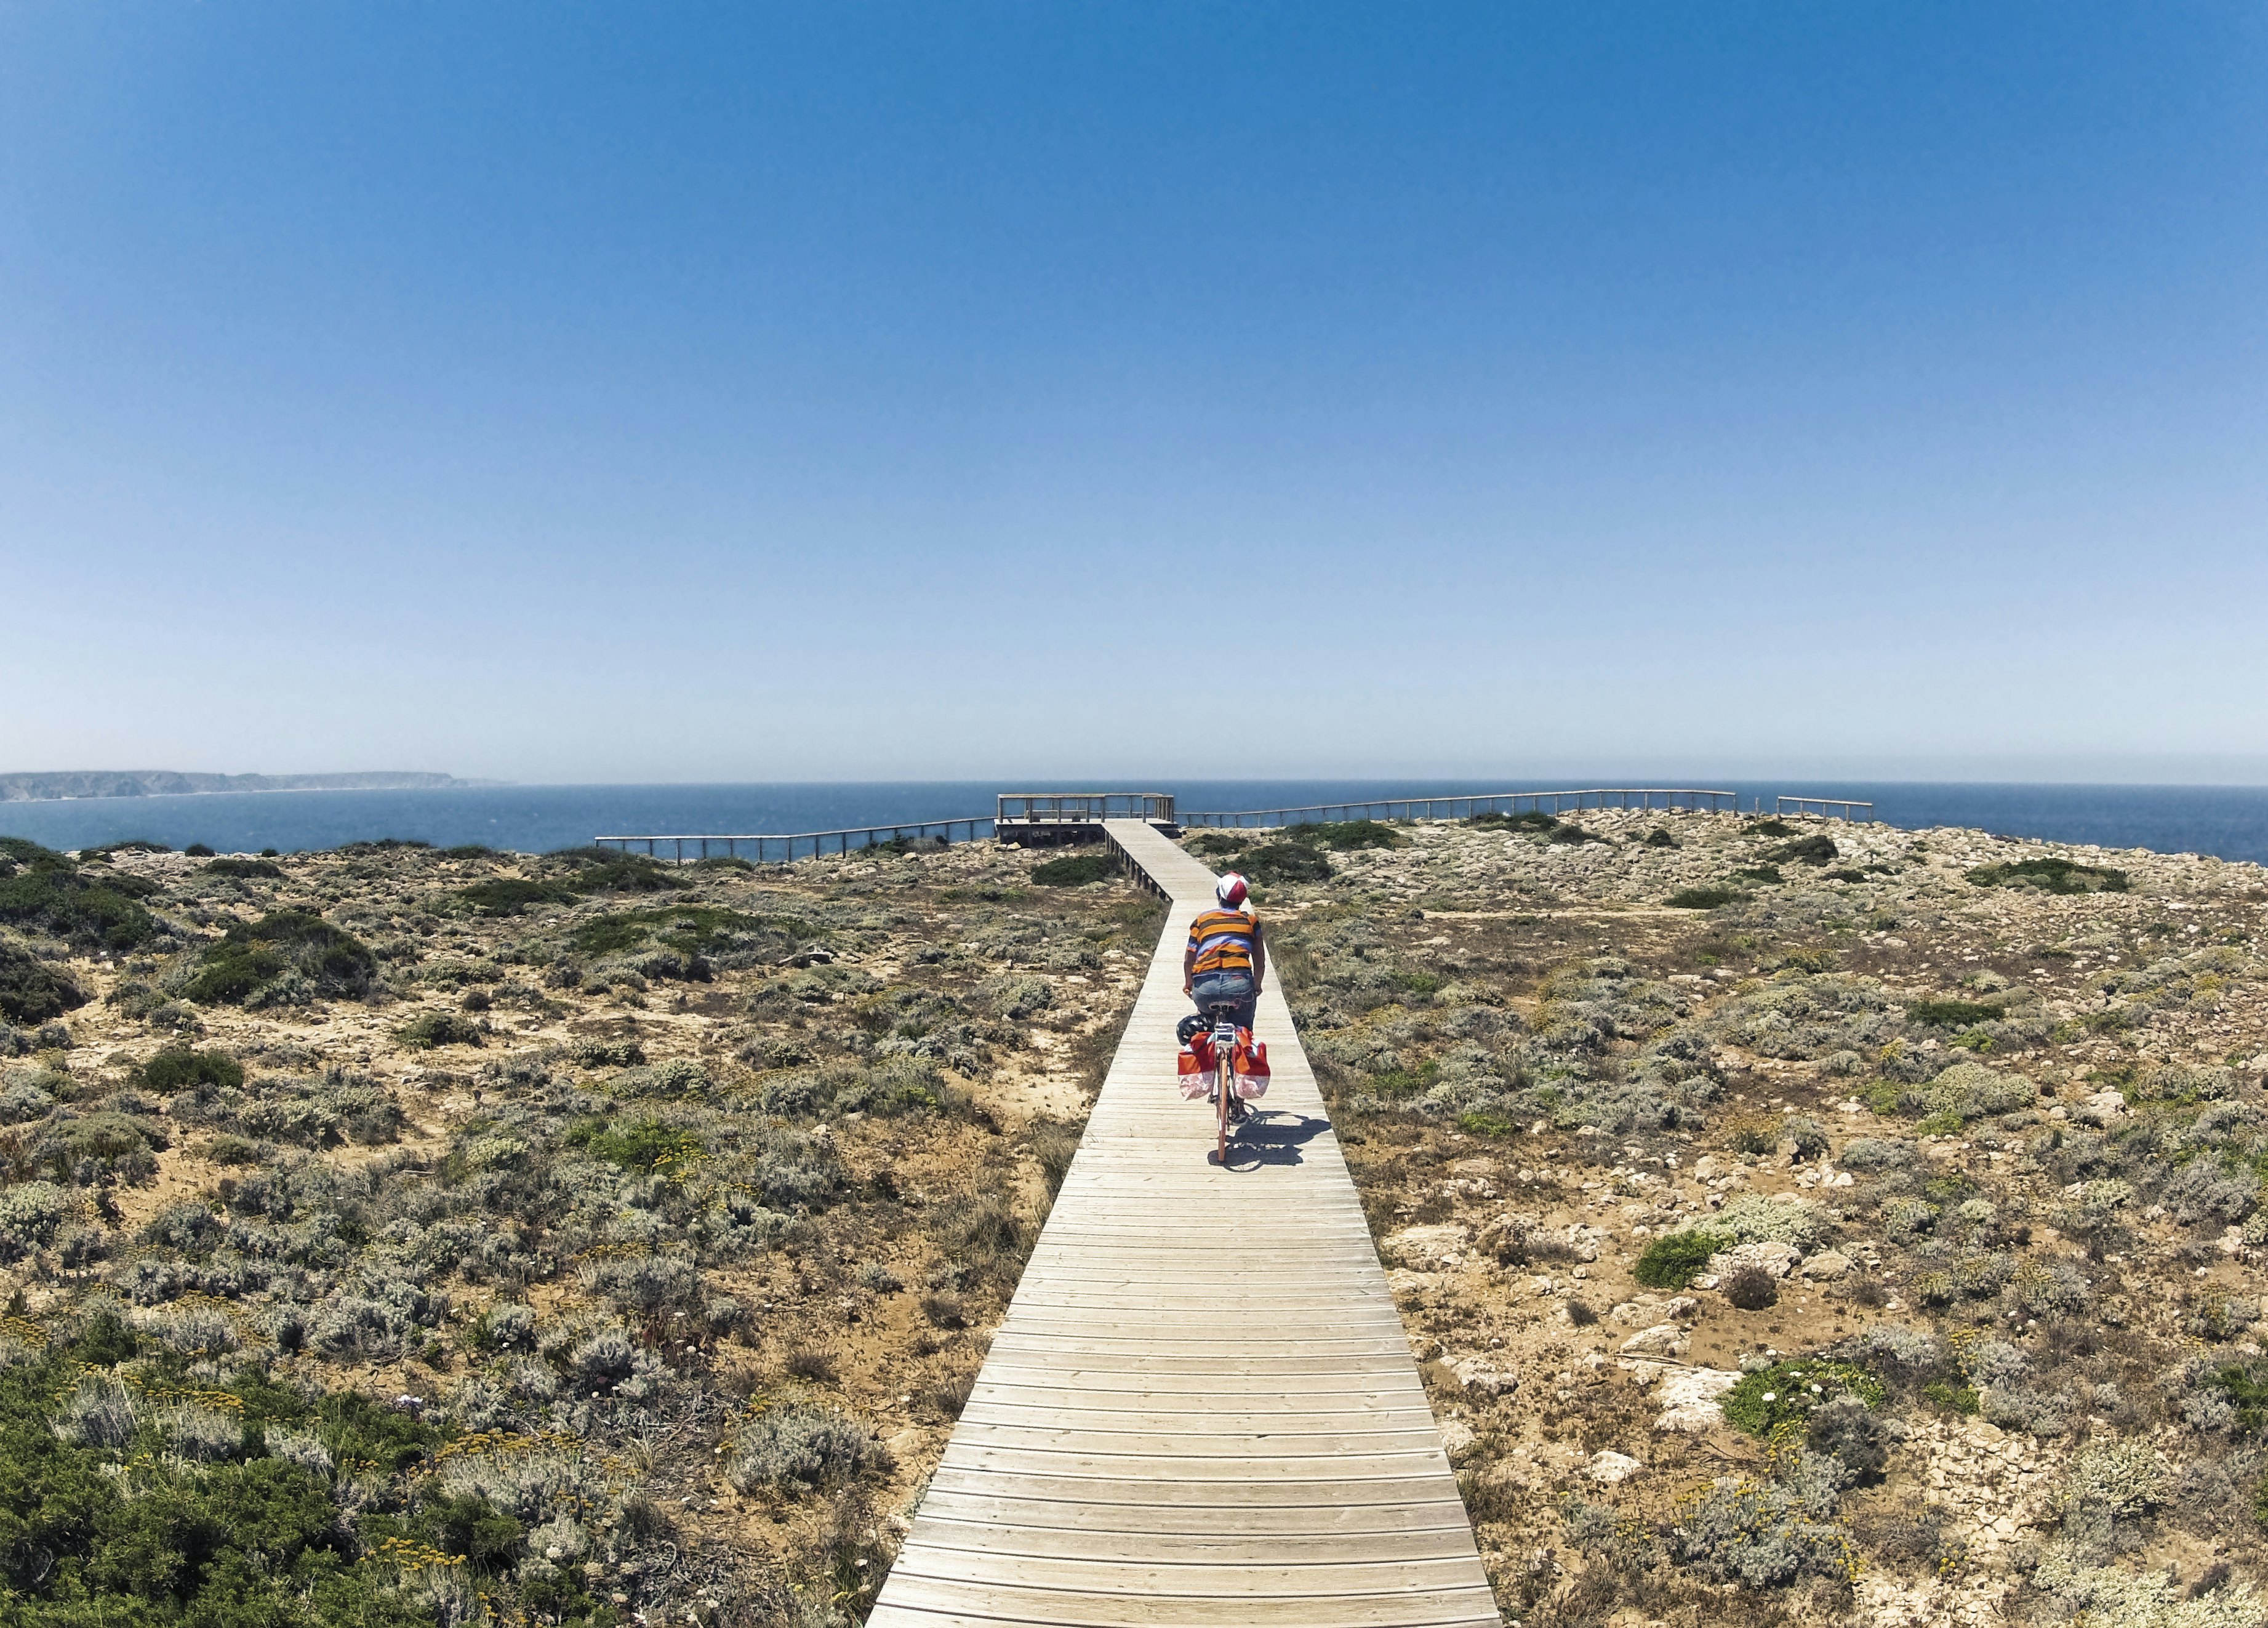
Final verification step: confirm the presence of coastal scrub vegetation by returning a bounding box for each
[1192,806,2268,1623]
[0,828,1161,1619]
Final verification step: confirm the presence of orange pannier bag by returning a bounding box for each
[1231,1030,1269,1098]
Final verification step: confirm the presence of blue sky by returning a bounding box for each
[2,3,2262,783]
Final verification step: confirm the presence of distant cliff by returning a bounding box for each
[0,771,483,803]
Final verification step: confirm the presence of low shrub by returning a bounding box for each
[566,1115,703,1174]
[1548,824,1604,846]
[34,1109,168,1184]
[1469,810,1557,832]
[204,857,284,878]
[1910,997,2006,1027]
[726,1406,886,1496]
[183,910,377,1006]
[1667,887,1742,910]
[1966,857,2128,894]
[0,838,159,950]
[1236,843,1332,885]
[1723,1264,1779,1310]
[1915,1059,2035,1121]
[396,1009,486,1049]
[1284,820,1406,851]
[559,851,684,894]
[1030,853,1113,887]
[1769,835,1838,866]
[457,878,572,916]
[0,936,84,1024]
[1721,1358,1885,1438]
[138,1046,244,1094]
[183,843,215,857]
[1667,1452,1856,1586]
[1028,1117,1081,1194]
[1635,1228,1730,1289]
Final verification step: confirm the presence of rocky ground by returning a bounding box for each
[1194,807,2268,1627]
[0,833,1159,1626]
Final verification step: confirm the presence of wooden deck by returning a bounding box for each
[867,821,1496,1627]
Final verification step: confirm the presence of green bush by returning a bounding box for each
[1966,857,2128,894]
[566,1115,703,1173]
[1666,887,1742,910]
[455,878,572,916]
[1548,824,1605,846]
[0,839,159,950]
[1721,1358,1885,1438]
[1910,998,2005,1027]
[395,1009,484,1049]
[1744,819,1795,837]
[183,911,377,1006]
[1644,828,1678,848]
[1030,853,1113,887]
[1468,810,1557,832]
[554,849,683,894]
[183,844,215,857]
[1284,820,1406,851]
[0,936,85,1024]
[1236,843,1332,885]
[203,857,284,879]
[1633,1228,1730,1289]
[36,1109,169,1184]
[138,1046,244,1094]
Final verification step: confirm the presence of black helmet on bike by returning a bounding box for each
[1176,1013,1206,1046]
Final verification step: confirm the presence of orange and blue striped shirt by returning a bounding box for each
[1187,907,1260,975]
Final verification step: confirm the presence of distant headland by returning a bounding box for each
[0,769,490,803]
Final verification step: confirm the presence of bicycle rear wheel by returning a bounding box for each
[1216,1049,1232,1163]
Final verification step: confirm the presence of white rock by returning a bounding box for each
[1585,1450,1642,1483]
[1654,1367,1741,1433]
[2076,1089,2128,1126]
[1662,1296,1700,1323]
[1449,1355,1518,1397]
[1385,1268,1438,1296]
[1384,1224,1467,1270]
[1800,1250,1853,1281]
[1438,1417,1478,1461]
[1619,1322,1689,1358]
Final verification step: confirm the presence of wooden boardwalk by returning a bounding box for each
[868,821,1496,1627]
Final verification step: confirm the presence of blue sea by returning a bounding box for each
[4,779,2268,867]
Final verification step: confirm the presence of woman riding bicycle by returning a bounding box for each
[1183,872,1265,1030]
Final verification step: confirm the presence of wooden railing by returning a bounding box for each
[1776,796,1875,821]
[596,785,1885,864]
[1179,787,1740,829]
[594,818,992,865]
[996,792,1176,825]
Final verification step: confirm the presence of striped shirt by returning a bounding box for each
[1187,906,1260,975]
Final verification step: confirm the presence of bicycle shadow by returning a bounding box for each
[1213,1112,1331,1170]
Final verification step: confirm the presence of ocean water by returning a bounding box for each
[3,779,2267,867]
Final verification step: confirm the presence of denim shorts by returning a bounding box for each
[1191,970,1257,1030]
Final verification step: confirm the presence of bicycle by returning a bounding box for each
[1184,1003,1254,1164]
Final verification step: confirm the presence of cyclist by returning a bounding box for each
[1183,871,1265,1032]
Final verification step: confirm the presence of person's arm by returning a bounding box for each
[1182,941,1196,995]
[1251,920,1266,994]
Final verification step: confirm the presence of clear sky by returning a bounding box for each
[2,3,2262,784]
